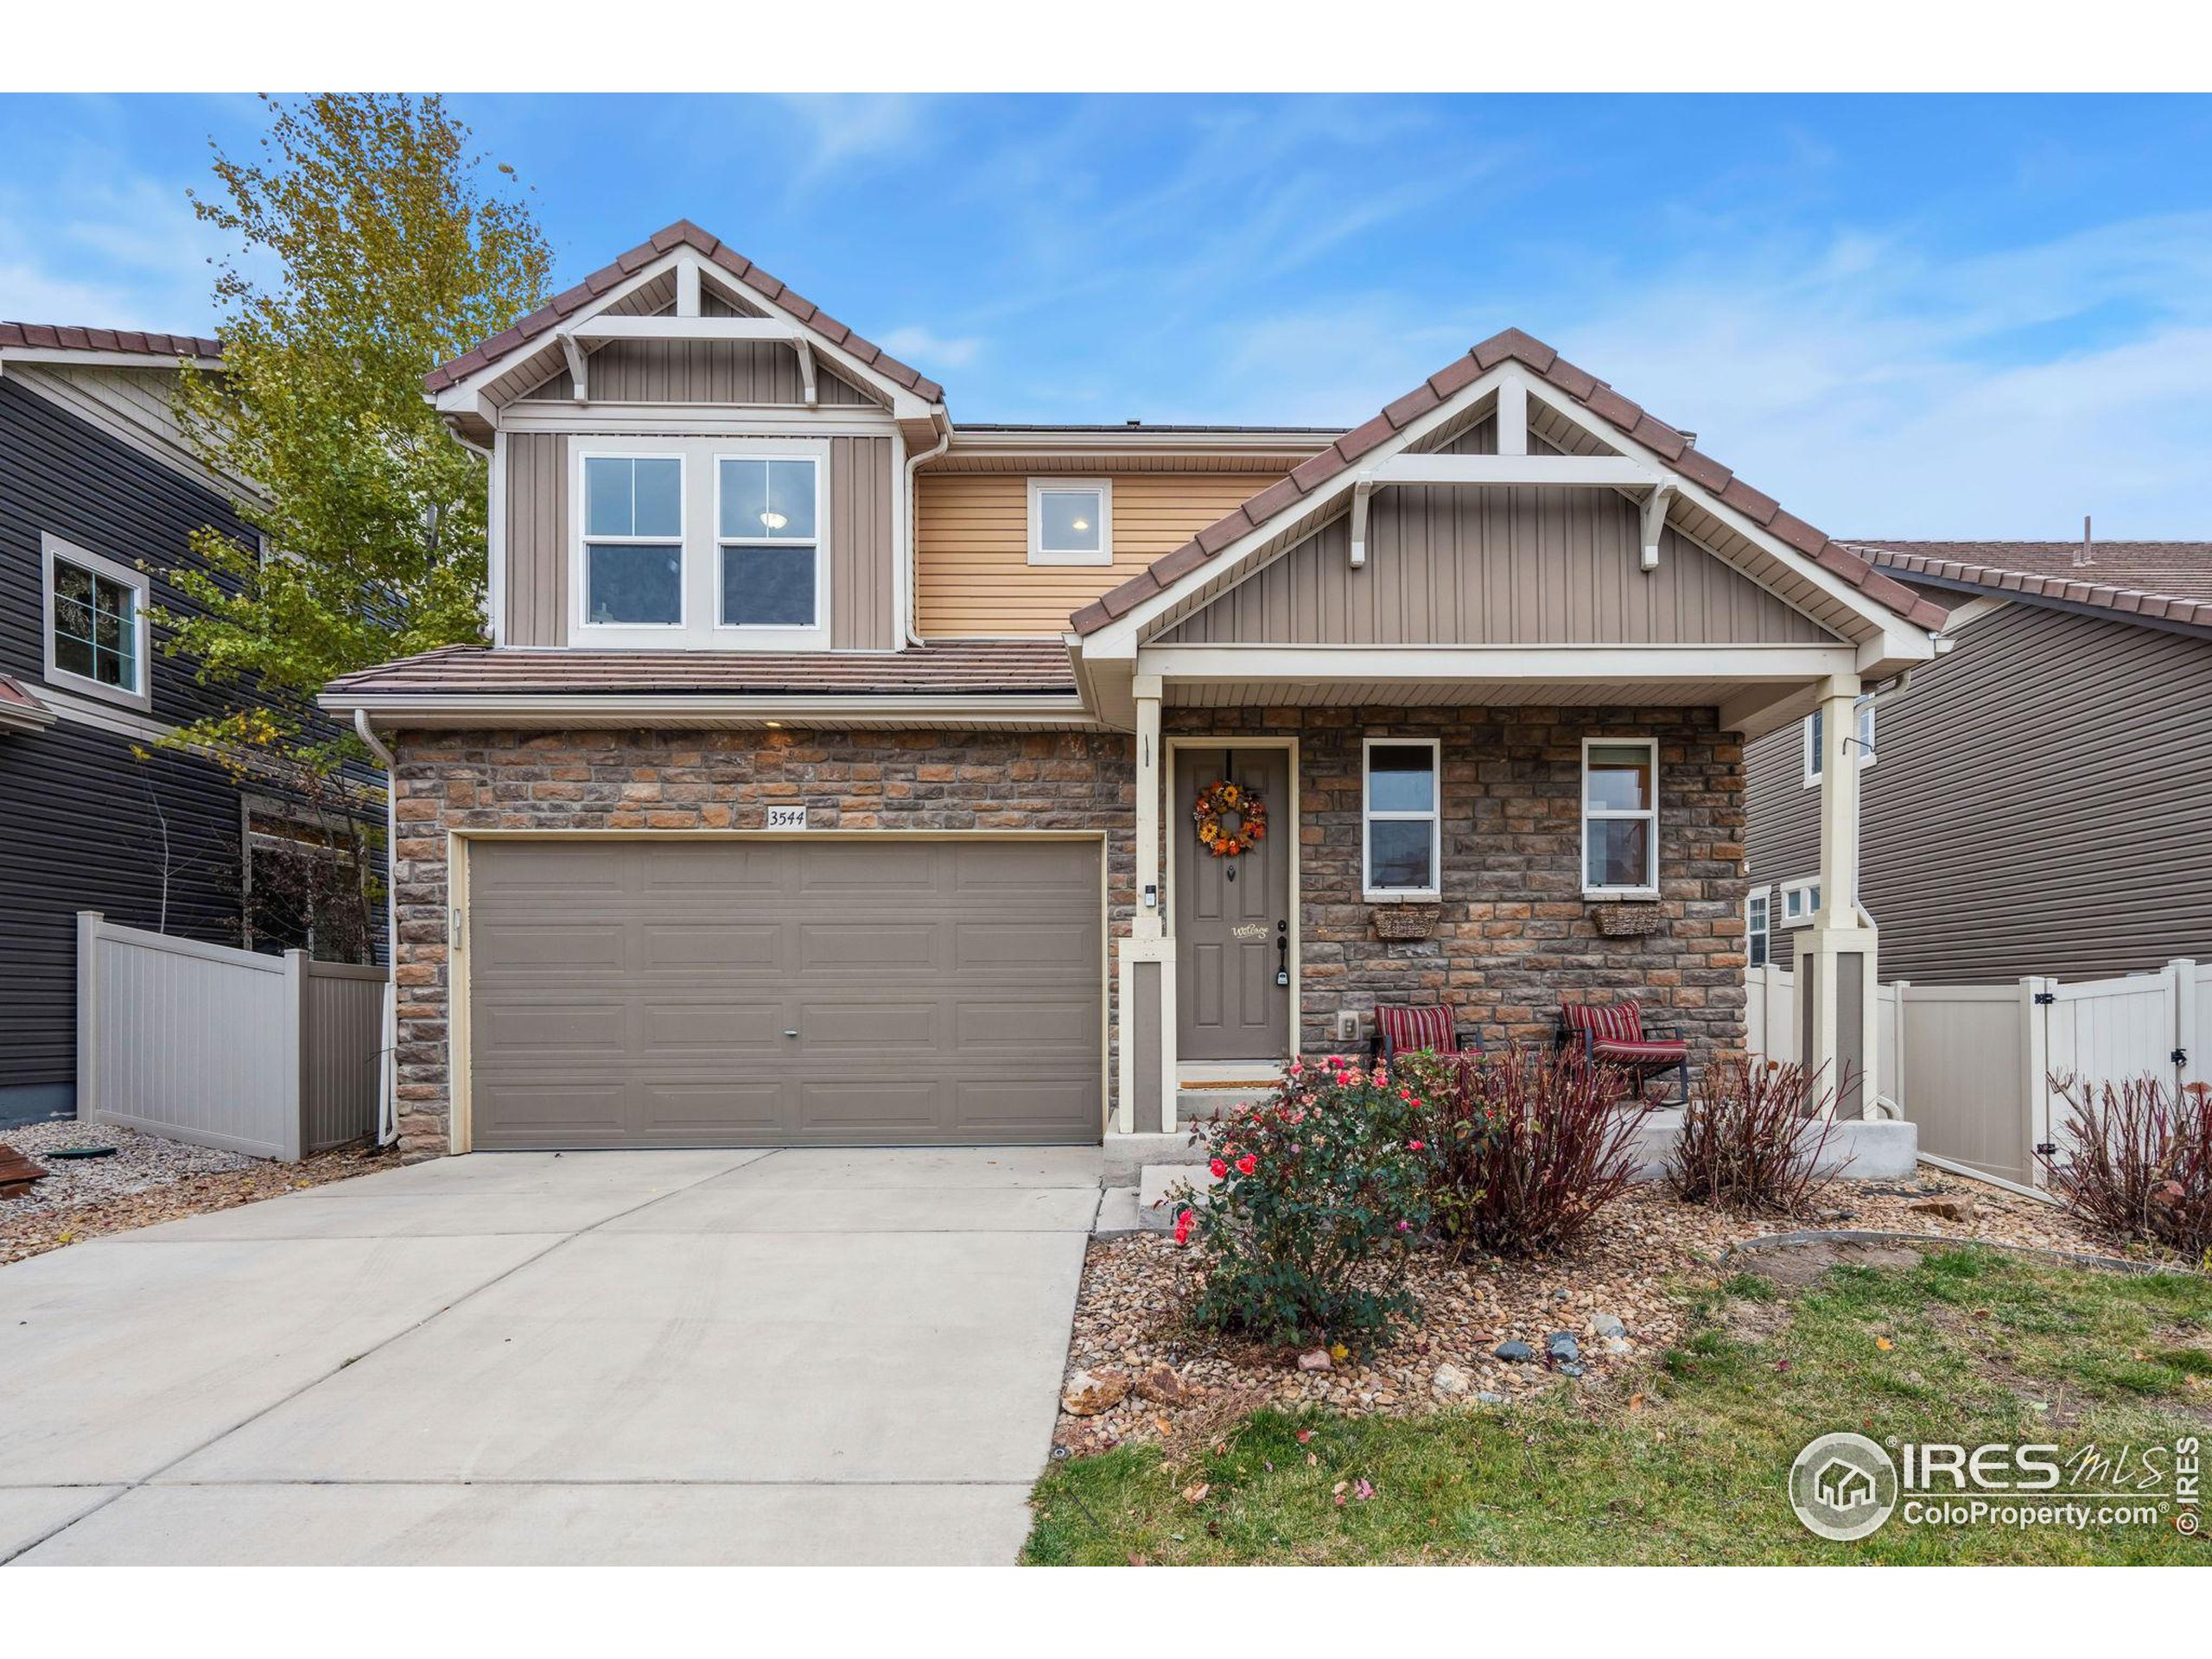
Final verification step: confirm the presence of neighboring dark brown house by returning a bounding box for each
[321,219,1942,1161]
[1745,540,2212,985]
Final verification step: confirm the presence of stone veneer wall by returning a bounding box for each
[389,728,1135,1161]
[1161,706,1749,1073]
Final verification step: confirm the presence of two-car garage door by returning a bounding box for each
[464,838,1103,1149]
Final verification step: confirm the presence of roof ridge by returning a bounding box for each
[423,220,946,404]
[1851,543,2212,630]
[1067,327,1948,636]
[0,321,224,359]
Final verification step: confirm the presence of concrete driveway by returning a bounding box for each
[1,1146,1098,1565]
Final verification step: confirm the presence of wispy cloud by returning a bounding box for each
[877,325,983,370]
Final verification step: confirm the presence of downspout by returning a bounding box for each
[353,707,401,1149]
[901,412,952,646]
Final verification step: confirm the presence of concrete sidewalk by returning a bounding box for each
[1,1146,1099,1565]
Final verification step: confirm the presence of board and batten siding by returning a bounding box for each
[916,471,1286,637]
[1745,601,2212,982]
[1163,489,1836,646]
[501,432,897,650]
[519,344,878,407]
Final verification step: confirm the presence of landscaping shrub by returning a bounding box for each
[1667,1058,1843,1215]
[1175,1054,1433,1352]
[2038,1077,2212,1261]
[1410,1046,1652,1259]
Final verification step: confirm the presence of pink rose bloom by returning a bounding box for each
[1235,1154,1257,1176]
[1208,1157,1228,1179]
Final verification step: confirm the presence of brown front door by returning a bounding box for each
[1174,746,1292,1062]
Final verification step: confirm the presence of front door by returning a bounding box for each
[1174,746,1292,1062]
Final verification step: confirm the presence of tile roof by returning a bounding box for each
[1066,327,1951,637]
[0,322,223,360]
[423,220,946,404]
[0,673,56,729]
[1845,541,2212,631]
[323,641,1077,699]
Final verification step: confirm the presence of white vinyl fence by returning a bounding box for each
[1746,957,2209,1193]
[76,911,390,1160]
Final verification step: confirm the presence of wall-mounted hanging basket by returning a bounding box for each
[1591,902,1667,938]
[1371,904,1440,941]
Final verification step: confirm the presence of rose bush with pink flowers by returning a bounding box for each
[1172,1054,1435,1351]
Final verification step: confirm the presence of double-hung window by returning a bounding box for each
[582,455,683,626]
[1802,696,1876,785]
[1745,887,1771,968]
[1363,739,1440,900]
[43,533,149,709]
[1582,738,1659,898]
[1028,478,1111,566]
[718,457,820,628]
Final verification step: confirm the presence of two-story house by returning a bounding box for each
[319,219,1948,1162]
[0,324,383,1126]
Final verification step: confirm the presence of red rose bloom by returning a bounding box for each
[1173,1207,1195,1245]
[1209,1157,1228,1179]
[1235,1154,1257,1176]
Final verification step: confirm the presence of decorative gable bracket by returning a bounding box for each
[1342,452,1670,572]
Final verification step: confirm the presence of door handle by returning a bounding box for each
[1275,922,1290,988]
[784,1029,799,1039]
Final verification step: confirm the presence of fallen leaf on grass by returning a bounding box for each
[1875,1337,1894,1351]
[1182,1482,1209,1505]
[1295,1429,1314,1444]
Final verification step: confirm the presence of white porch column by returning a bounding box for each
[1797,676,1880,1118]
[1116,677,1175,1135]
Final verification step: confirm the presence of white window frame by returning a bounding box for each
[577,450,687,636]
[41,532,150,712]
[714,452,824,633]
[1745,885,1771,968]
[1580,735,1660,900]
[1027,477,1113,567]
[1361,736,1441,902]
[1780,877,1821,928]
[1802,696,1877,787]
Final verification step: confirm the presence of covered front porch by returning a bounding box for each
[1108,650,1887,1140]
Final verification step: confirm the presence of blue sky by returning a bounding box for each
[5,92,2210,537]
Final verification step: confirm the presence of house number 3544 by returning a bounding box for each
[765,805,809,830]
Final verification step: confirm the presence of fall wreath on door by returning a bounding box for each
[1192,778,1268,857]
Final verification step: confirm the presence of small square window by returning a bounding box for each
[1029,479,1111,566]
[43,533,148,708]
[1803,697,1877,785]
[1781,879,1821,926]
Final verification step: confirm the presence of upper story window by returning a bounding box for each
[1582,738,1659,899]
[1028,478,1111,566]
[1363,738,1440,900]
[43,533,149,711]
[718,457,820,628]
[1780,877,1821,926]
[1802,696,1876,786]
[583,455,683,627]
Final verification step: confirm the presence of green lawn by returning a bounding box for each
[1025,1246,2212,1564]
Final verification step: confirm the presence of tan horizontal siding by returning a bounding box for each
[1745,601,2212,982]
[917,471,1279,637]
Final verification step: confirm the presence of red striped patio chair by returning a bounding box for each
[1558,998,1690,1105]
[1369,1003,1484,1080]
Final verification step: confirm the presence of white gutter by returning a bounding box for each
[902,412,953,647]
[353,708,401,1149]
[325,691,1097,728]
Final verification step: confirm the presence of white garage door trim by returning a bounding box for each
[445,829,1111,1154]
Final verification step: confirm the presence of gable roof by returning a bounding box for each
[1067,327,1950,637]
[423,219,944,404]
[1847,541,2212,631]
[0,321,223,362]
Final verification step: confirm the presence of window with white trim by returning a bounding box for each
[1802,696,1876,785]
[1028,478,1111,566]
[1745,887,1771,968]
[718,456,820,628]
[1780,877,1821,926]
[1582,738,1659,897]
[43,533,149,709]
[1363,739,1440,899]
[582,454,683,626]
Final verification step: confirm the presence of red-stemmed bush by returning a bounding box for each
[1667,1058,1846,1215]
[2038,1076,2212,1260]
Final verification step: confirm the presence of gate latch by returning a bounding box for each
[2032,990,2056,1005]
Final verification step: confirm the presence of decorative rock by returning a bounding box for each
[1298,1347,1332,1372]
[1431,1363,1471,1397]
[1559,1362,1586,1378]
[1476,1392,1506,1405]
[1546,1332,1581,1363]
[1135,1364,1194,1406]
[1495,1339,1536,1363]
[1589,1313,1627,1338]
[1603,1336,1633,1356]
[1061,1369,1128,1416]
[1908,1195,1979,1223]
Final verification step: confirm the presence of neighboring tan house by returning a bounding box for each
[1745,540,2212,984]
[0,324,384,1126]
[318,219,1946,1162]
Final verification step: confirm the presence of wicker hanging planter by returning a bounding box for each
[1592,902,1666,938]
[1372,904,1440,941]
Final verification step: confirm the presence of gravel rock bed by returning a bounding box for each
[1053,1170,2123,1457]
[1,1125,395,1267]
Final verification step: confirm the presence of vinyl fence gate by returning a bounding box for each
[75,911,391,1160]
